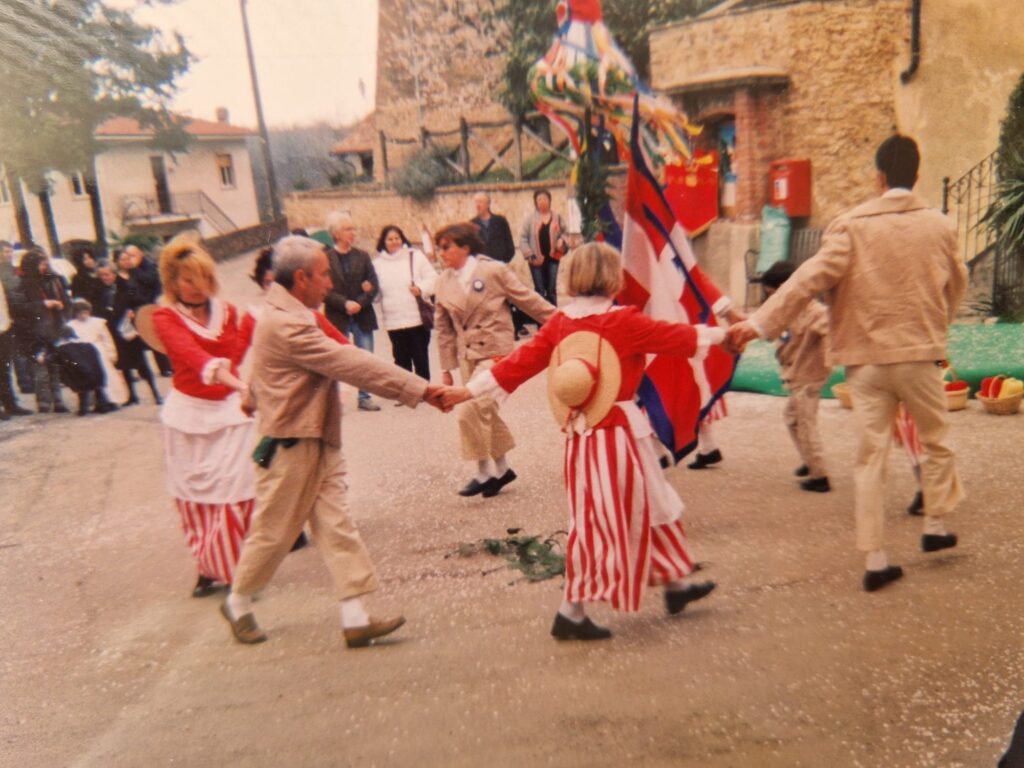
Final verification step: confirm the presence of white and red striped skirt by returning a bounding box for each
[175,499,254,584]
[563,421,696,613]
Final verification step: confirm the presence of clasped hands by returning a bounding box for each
[423,383,472,413]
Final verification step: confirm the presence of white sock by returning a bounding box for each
[865,550,889,572]
[666,579,687,592]
[475,459,493,482]
[924,516,947,536]
[558,599,585,623]
[227,591,253,621]
[697,424,718,454]
[340,597,369,628]
[494,455,510,475]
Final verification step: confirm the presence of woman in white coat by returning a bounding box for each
[373,225,437,380]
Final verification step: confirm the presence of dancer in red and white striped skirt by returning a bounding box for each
[446,243,723,640]
[144,239,256,598]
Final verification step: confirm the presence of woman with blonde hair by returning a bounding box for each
[444,242,722,640]
[145,237,255,598]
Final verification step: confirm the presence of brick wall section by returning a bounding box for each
[285,175,628,254]
[650,0,907,225]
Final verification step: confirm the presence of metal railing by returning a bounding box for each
[120,190,238,235]
[942,151,998,267]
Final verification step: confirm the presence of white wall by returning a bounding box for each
[1,137,260,247]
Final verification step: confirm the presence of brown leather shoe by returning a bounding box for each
[220,602,267,644]
[343,615,406,648]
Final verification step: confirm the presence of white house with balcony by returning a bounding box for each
[0,110,261,247]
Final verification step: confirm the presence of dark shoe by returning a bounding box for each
[800,476,831,493]
[53,403,69,414]
[687,449,722,470]
[343,615,406,648]
[922,533,958,553]
[0,410,9,421]
[36,404,51,414]
[863,565,904,592]
[794,464,810,477]
[458,478,487,497]
[220,601,267,644]
[659,455,672,469]
[7,405,32,416]
[290,532,309,552]
[95,402,119,414]
[192,575,220,598]
[907,491,924,516]
[550,613,612,641]
[77,408,89,417]
[665,581,717,615]
[122,397,139,407]
[357,398,381,412]
[481,469,517,498]
[153,394,163,406]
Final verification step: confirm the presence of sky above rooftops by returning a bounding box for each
[110,0,378,130]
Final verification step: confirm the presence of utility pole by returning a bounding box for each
[239,0,282,221]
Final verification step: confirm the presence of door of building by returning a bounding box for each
[150,156,172,214]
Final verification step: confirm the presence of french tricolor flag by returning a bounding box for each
[617,97,737,462]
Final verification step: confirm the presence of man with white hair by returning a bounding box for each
[322,211,381,411]
[223,236,447,647]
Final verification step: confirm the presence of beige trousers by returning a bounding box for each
[232,438,379,600]
[458,357,516,461]
[846,361,964,552]
[783,382,827,478]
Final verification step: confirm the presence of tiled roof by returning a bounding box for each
[331,115,376,155]
[96,116,254,139]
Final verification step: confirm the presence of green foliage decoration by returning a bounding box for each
[452,529,566,583]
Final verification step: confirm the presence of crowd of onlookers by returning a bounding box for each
[0,187,570,422]
[0,239,169,420]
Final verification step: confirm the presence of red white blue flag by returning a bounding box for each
[617,97,737,462]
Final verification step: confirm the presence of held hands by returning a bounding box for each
[723,321,760,355]
[440,386,472,411]
[345,300,362,315]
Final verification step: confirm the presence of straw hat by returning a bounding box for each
[547,331,621,429]
[134,304,167,354]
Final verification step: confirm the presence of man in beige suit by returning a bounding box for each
[222,236,445,647]
[434,222,556,497]
[727,135,967,592]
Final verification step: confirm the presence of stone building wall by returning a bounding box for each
[374,0,515,180]
[286,180,573,253]
[651,0,907,225]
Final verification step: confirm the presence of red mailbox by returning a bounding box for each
[769,158,812,218]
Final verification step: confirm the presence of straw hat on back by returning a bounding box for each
[547,330,622,429]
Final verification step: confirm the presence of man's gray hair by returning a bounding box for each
[473,191,490,205]
[273,235,324,289]
[325,210,353,234]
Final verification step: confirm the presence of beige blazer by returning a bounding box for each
[753,192,967,367]
[434,256,555,372]
[249,283,429,447]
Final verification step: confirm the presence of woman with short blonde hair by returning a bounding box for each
[563,242,624,298]
[146,237,255,598]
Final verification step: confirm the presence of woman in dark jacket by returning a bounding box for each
[97,259,161,405]
[15,250,71,413]
[70,249,106,309]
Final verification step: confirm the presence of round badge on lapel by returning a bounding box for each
[472,279,485,292]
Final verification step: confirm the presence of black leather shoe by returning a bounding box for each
[53,403,69,414]
[687,449,722,470]
[794,464,810,477]
[290,532,309,552]
[922,533,958,553]
[863,565,903,592]
[481,469,517,498]
[192,575,221,598]
[907,491,924,516]
[7,405,32,416]
[458,478,487,497]
[665,581,717,615]
[800,477,831,493]
[550,613,612,641]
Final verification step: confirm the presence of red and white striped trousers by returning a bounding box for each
[175,498,254,584]
[564,425,696,613]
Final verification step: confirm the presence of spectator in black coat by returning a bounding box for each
[120,244,173,376]
[13,249,71,413]
[470,192,515,263]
